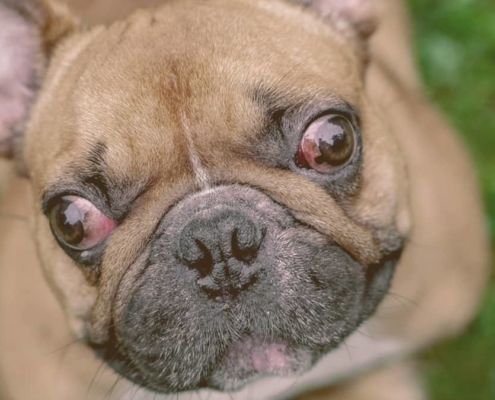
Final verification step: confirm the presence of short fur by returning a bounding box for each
[0,0,489,399]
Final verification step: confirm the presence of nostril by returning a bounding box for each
[178,210,264,295]
[189,240,214,277]
[232,232,257,263]
[231,224,262,263]
[179,222,214,276]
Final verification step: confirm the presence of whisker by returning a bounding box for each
[372,290,420,313]
[356,327,378,340]
[343,339,354,363]
[118,382,135,400]
[46,337,85,356]
[52,338,75,398]
[129,384,141,400]
[105,376,122,400]
[46,319,118,356]
[383,290,420,308]
[85,357,108,400]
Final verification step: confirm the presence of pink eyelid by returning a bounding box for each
[65,196,117,250]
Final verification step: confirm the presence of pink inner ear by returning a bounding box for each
[0,6,38,157]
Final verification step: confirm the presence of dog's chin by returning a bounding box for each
[207,335,314,391]
[89,249,401,394]
[94,333,316,393]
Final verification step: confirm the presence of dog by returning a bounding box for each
[0,0,489,399]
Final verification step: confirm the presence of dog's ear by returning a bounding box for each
[0,0,78,159]
[288,0,377,39]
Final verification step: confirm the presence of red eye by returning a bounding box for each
[296,114,356,173]
[49,196,117,251]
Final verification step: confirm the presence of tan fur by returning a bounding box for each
[295,360,426,400]
[0,0,489,399]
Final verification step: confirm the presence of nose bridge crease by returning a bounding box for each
[181,111,210,189]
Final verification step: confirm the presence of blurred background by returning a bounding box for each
[408,0,495,399]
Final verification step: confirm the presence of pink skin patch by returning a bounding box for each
[0,6,38,156]
[211,334,315,391]
[225,335,293,375]
[252,342,291,372]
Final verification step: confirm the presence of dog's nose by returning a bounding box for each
[178,209,264,295]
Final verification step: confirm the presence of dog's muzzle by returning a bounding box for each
[92,186,401,393]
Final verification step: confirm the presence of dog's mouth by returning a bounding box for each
[92,330,316,393]
[89,248,402,394]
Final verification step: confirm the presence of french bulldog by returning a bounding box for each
[0,0,489,399]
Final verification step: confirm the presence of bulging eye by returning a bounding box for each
[296,114,357,173]
[48,196,117,251]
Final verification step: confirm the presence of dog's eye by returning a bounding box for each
[49,196,116,251]
[296,114,356,173]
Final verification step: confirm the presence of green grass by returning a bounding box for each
[408,0,495,399]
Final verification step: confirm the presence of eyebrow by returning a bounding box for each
[249,84,361,141]
[250,83,360,118]
[41,141,112,212]
[43,141,157,223]
[79,141,112,204]
[87,141,108,169]
[249,85,299,117]
[248,85,308,143]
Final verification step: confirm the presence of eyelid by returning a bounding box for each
[299,106,360,136]
[42,186,113,220]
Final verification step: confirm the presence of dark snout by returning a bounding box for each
[99,186,398,393]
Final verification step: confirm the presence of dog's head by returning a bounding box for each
[0,0,411,392]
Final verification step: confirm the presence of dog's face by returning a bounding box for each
[1,0,411,393]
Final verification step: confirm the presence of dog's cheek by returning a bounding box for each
[347,101,411,250]
[33,208,97,338]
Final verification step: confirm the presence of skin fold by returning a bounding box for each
[0,0,489,399]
